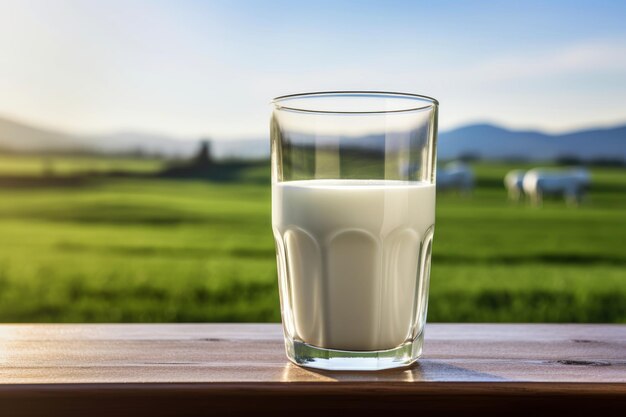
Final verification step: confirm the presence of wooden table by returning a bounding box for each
[0,324,624,416]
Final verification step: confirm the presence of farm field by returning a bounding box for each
[0,157,624,323]
[0,154,167,176]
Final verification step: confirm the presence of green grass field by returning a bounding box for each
[0,156,624,323]
[0,154,166,176]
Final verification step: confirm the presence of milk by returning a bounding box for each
[272,179,436,351]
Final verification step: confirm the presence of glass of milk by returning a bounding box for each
[271,92,438,370]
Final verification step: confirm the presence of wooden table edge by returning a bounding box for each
[1,381,625,394]
[1,382,624,417]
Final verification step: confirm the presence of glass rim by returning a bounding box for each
[271,91,438,114]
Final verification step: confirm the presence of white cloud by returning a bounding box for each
[451,40,626,83]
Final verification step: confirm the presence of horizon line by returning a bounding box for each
[1,111,625,142]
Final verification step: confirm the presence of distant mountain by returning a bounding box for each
[0,116,84,151]
[281,122,626,162]
[0,115,267,160]
[438,123,626,162]
[0,115,624,162]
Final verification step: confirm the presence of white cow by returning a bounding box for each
[522,168,590,206]
[437,162,475,194]
[504,170,526,202]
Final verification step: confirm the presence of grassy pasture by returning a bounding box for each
[0,156,623,323]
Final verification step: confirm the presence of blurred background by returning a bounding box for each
[0,0,624,323]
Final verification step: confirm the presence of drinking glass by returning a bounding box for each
[271,92,438,370]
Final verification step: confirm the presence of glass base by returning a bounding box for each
[285,336,423,371]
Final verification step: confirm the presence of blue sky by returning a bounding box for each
[0,0,625,138]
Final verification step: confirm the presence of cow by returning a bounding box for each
[522,168,590,206]
[437,162,475,194]
[504,170,526,202]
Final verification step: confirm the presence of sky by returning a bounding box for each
[0,0,625,139]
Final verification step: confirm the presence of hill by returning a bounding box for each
[0,115,271,160]
[438,123,626,162]
[0,115,624,162]
[0,116,83,152]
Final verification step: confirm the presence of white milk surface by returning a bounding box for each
[273,179,435,351]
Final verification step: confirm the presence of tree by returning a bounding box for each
[195,139,213,167]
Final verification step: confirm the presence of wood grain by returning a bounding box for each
[0,324,624,416]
